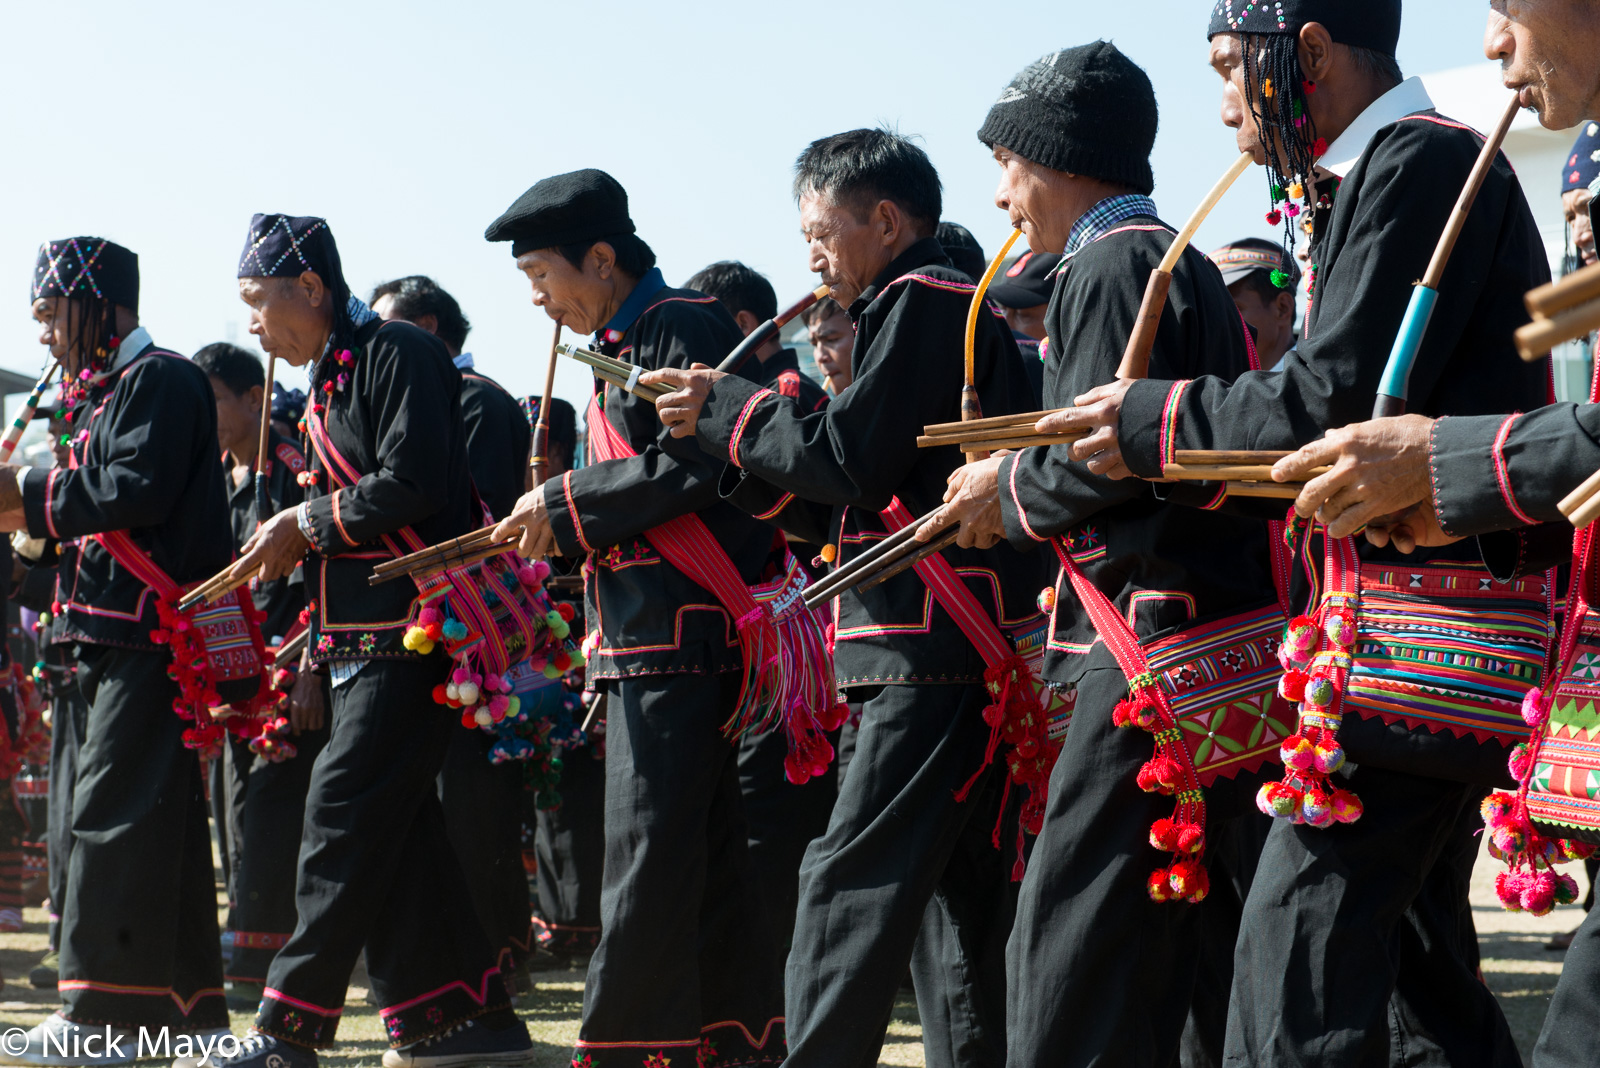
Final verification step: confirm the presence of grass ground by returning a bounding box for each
[0,837,1579,1066]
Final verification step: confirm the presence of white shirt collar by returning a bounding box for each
[110,326,153,374]
[453,351,475,370]
[1318,77,1434,179]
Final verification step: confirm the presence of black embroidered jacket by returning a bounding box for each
[299,318,474,663]
[20,342,234,651]
[693,237,1049,687]
[540,280,773,681]
[996,217,1277,684]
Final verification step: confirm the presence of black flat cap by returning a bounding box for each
[485,169,636,257]
[988,250,1062,309]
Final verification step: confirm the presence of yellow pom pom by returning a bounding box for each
[1262,78,1274,99]
[821,544,837,563]
[1287,182,1304,200]
[416,638,436,656]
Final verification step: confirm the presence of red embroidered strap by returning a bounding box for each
[583,394,766,637]
[877,498,1011,667]
[303,407,427,558]
[1051,542,1159,691]
[92,529,181,600]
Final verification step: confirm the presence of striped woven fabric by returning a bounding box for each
[1144,604,1291,784]
[1010,620,1077,741]
[1345,561,1550,745]
[191,597,267,682]
[1529,610,1600,838]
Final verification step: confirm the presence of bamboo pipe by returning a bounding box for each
[960,231,1025,462]
[1525,259,1600,320]
[1117,152,1254,380]
[530,323,562,486]
[1162,464,1329,481]
[716,284,833,374]
[0,361,59,464]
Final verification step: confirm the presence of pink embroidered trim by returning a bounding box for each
[44,468,60,541]
[728,388,777,469]
[1492,412,1537,526]
[573,1038,703,1050]
[1199,483,1229,511]
[377,966,501,1018]
[751,492,794,522]
[1157,381,1191,468]
[332,489,357,547]
[1006,454,1047,542]
[262,988,345,1017]
[561,471,593,554]
[700,1017,786,1048]
[60,980,223,1016]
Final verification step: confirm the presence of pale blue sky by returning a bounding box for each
[0,0,1497,411]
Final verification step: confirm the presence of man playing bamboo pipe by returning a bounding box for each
[1020,4,1550,1064]
[370,275,537,993]
[484,169,786,1068]
[899,44,1280,1068]
[0,238,234,1066]
[198,214,533,1068]
[644,127,1042,1068]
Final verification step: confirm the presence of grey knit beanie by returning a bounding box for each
[977,42,1158,195]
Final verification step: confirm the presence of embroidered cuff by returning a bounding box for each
[20,466,55,542]
[998,452,1049,547]
[297,500,324,554]
[1120,378,1180,479]
[543,472,590,558]
[1429,413,1524,538]
[694,373,767,465]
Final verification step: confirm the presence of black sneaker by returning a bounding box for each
[191,1032,317,1068]
[28,952,58,990]
[379,1018,533,1068]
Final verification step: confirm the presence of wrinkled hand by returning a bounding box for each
[494,488,556,559]
[914,455,1007,549]
[288,650,325,735]
[641,363,722,438]
[1361,501,1461,554]
[1272,414,1437,539]
[0,466,22,514]
[1033,379,1137,479]
[233,508,309,585]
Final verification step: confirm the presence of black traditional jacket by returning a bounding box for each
[1119,109,1550,580]
[20,336,235,651]
[750,348,829,415]
[460,368,531,522]
[540,270,773,681]
[226,428,307,645]
[693,237,1048,687]
[997,214,1276,684]
[299,318,474,662]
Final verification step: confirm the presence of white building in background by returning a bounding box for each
[1421,62,1588,398]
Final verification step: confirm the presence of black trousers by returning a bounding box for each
[60,646,227,1030]
[575,673,784,1068]
[785,681,1007,1068]
[439,726,533,974]
[46,685,86,953]
[736,724,838,952]
[257,657,511,1049]
[911,756,1021,1068]
[533,740,604,955]
[1535,884,1600,1067]
[1006,666,1207,1068]
[223,721,329,984]
[1225,762,1517,1067]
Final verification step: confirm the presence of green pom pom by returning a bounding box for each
[1270,269,1289,289]
[1270,184,1286,200]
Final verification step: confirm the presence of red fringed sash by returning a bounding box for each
[585,394,843,777]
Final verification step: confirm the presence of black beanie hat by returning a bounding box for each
[1207,0,1402,57]
[977,42,1157,195]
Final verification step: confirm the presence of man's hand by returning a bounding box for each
[288,650,325,735]
[1360,501,1462,554]
[233,508,309,585]
[0,465,23,514]
[0,507,28,534]
[1029,379,1137,479]
[640,364,723,438]
[1272,414,1437,539]
[913,455,1008,549]
[494,488,557,559]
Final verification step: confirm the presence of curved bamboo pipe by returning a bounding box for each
[960,229,1025,462]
